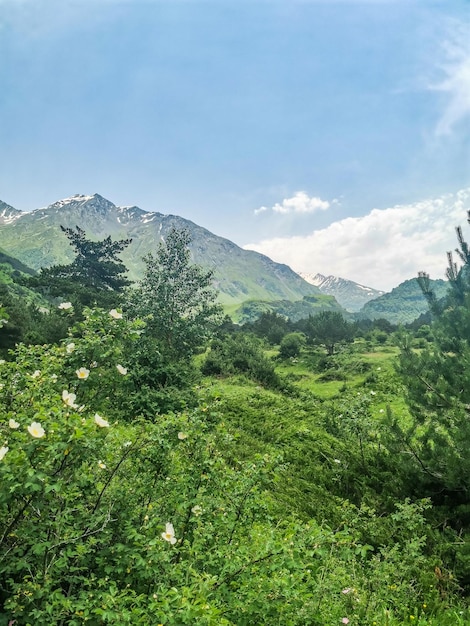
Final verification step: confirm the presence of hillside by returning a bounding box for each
[359,277,448,324]
[0,247,36,281]
[232,293,345,324]
[0,194,321,306]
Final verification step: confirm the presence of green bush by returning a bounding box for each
[202,333,281,389]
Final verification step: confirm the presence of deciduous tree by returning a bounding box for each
[128,227,222,359]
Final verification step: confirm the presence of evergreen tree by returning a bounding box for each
[27,226,132,308]
[395,210,470,500]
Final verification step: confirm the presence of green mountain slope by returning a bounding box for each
[0,247,36,279]
[359,277,448,324]
[233,293,345,323]
[0,194,321,306]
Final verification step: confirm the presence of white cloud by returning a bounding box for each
[255,191,330,216]
[254,206,268,216]
[245,188,470,292]
[430,25,470,136]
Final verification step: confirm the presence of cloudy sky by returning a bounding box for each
[1,0,469,290]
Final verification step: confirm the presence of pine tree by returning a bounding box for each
[395,210,470,499]
[28,226,132,307]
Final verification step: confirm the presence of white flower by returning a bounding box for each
[191,505,203,516]
[50,374,58,382]
[109,309,123,319]
[334,459,341,464]
[98,460,106,469]
[0,446,8,461]
[31,370,41,379]
[28,422,45,438]
[0,359,5,365]
[8,419,20,429]
[116,364,128,375]
[58,302,73,310]
[123,441,132,447]
[66,342,75,353]
[370,390,376,396]
[342,588,352,594]
[94,413,109,428]
[76,367,90,380]
[379,409,385,414]
[62,390,78,408]
[177,432,188,440]
[161,522,177,544]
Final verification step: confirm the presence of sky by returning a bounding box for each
[0,0,469,290]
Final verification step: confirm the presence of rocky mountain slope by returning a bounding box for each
[301,272,384,312]
[0,194,322,306]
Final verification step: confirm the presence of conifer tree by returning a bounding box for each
[395,210,470,499]
[28,226,132,308]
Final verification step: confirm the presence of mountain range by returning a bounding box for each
[0,193,451,324]
[0,194,323,308]
[358,277,448,324]
[300,273,385,312]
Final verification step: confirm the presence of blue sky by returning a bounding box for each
[1,0,469,289]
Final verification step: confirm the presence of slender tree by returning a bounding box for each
[128,227,223,359]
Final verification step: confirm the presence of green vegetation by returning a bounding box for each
[26,225,132,310]
[2,221,470,624]
[360,278,448,324]
[233,292,344,324]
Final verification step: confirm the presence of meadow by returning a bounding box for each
[1,311,469,625]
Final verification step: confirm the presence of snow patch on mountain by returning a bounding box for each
[300,272,385,312]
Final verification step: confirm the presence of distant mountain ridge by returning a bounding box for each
[0,201,22,225]
[300,272,384,312]
[358,277,448,324]
[0,193,322,307]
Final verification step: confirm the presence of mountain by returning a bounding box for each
[0,248,36,280]
[0,248,42,306]
[300,272,384,312]
[232,293,345,324]
[0,201,22,225]
[0,194,322,306]
[358,277,448,324]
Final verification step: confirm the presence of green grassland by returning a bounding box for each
[1,317,469,624]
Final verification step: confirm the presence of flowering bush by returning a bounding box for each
[0,308,466,624]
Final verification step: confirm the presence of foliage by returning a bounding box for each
[202,332,282,389]
[305,311,355,355]
[394,214,470,499]
[127,228,223,360]
[3,210,470,622]
[246,311,291,344]
[279,332,305,359]
[25,226,131,309]
[234,293,344,324]
[0,322,463,624]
